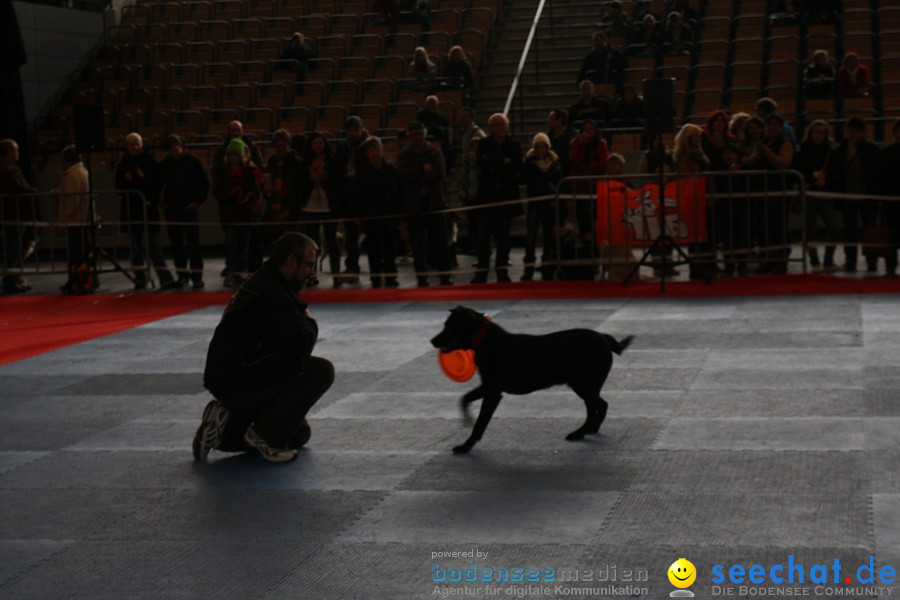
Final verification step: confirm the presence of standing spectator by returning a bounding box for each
[639,133,674,174]
[197,232,333,463]
[755,97,797,147]
[334,116,369,285]
[836,52,873,98]
[116,132,175,291]
[714,143,750,277]
[826,117,879,273]
[300,131,341,286]
[456,107,485,157]
[212,138,264,287]
[673,123,709,173]
[877,120,900,277]
[568,119,610,181]
[159,134,210,290]
[804,49,835,99]
[397,121,452,286]
[729,111,751,146]
[0,138,35,294]
[702,109,734,171]
[601,1,631,37]
[472,113,523,284]
[262,129,304,246]
[673,123,712,279]
[355,136,402,288]
[738,117,770,274]
[737,115,767,198]
[576,31,626,85]
[793,120,840,272]
[610,84,645,128]
[453,107,485,258]
[756,113,795,274]
[569,80,611,127]
[565,119,610,276]
[211,120,264,175]
[519,133,562,281]
[409,46,437,92]
[547,109,575,176]
[55,145,95,294]
[416,94,452,169]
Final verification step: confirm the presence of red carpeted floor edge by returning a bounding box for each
[1,274,898,365]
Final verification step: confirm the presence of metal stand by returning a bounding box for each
[622,130,697,292]
[83,151,136,288]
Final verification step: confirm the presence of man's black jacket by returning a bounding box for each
[204,262,318,396]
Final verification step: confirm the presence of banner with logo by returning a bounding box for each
[596,177,707,246]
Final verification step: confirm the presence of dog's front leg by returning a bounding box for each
[453,393,501,454]
[459,385,485,425]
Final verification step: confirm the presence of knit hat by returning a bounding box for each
[226,138,247,156]
[345,116,363,130]
[532,132,551,149]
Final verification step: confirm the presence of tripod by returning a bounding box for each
[83,150,137,289]
[622,130,695,291]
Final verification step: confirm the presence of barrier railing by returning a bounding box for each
[3,170,899,290]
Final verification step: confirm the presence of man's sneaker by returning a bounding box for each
[192,400,229,461]
[244,425,298,463]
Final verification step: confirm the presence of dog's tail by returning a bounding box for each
[605,334,634,355]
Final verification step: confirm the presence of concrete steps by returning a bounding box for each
[473,0,600,138]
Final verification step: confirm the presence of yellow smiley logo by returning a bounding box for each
[668,558,697,588]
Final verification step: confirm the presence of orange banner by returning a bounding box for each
[596,177,707,246]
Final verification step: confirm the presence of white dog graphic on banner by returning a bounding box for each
[623,190,689,241]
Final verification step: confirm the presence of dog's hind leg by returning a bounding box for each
[453,393,501,454]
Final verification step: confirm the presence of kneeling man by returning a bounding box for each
[194,232,334,462]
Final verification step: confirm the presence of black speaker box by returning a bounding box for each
[643,78,676,134]
[73,104,106,153]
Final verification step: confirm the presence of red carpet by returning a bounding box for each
[1,274,898,365]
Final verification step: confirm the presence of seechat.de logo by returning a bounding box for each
[668,558,697,598]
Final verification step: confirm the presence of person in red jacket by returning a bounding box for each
[566,119,610,253]
[836,51,874,98]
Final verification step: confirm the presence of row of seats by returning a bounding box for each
[640,1,898,123]
[126,0,485,23]
[67,78,461,116]
[113,8,495,45]
[74,52,477,90]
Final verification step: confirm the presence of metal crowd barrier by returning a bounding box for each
[3,172,899,290]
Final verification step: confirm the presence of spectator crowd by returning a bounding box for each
[2,0,899,294]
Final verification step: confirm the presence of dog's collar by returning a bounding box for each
[471,319,491,349]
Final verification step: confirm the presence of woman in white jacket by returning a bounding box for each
[56,145,95,293]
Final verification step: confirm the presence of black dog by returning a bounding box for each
[430,306,633,454]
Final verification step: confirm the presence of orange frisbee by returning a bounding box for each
[438,349,476,382]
